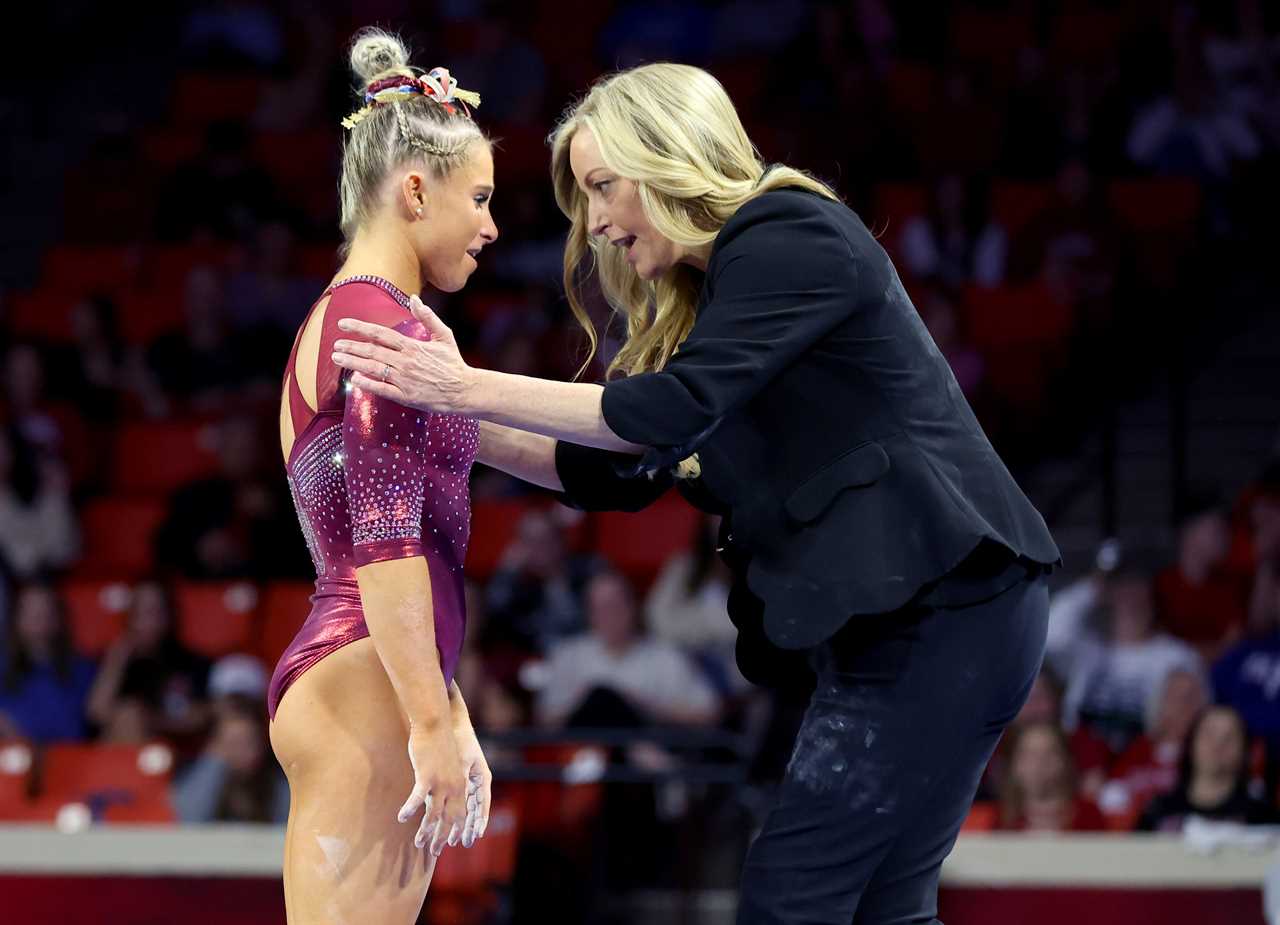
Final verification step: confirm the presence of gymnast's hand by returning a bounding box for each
[333,295,474,414]
[453,719,493,848]
[400,721,469,857]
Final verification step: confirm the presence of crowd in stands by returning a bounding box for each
[2,0,1280,909]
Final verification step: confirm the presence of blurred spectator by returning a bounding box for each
[450,15,548,123]
[918,289,985,397]
[47,295,139,422]
[86,580,211,742]
[250,11,333,132]
[999,49,1065,178]
[153,414,309,580]
[2,343,67,459]
[1138,705,1280,831]
[0,584,96,743]
[171,694,289,823]
[142,267,260,412]
[998,721,1106,832]
[1099,667,1210,823]
[1234,470,1280,580]
[65,129,156,242]
[1128,43,1262,181]
[154,120,284,242]
[644,514,745,697]
[180,1,284,72]
[536,570,721,729]
[0,427,79,580]
[897,173,1006,287]
[225,221,326,335]
[485,508,601,652]
[979,666,1109,803]
[709,0,808,60]
[599,0,713,68]
[1201,0,1280,152]
[470,673,536,775]
[1059,569,1203,753]
[207,652,270,706]
[917,65,1003,175]
[1212,556,1280,773]
[1155,493,1249,657]
[1007,159,1120,309]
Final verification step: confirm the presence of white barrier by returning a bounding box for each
[0,826,1269,887]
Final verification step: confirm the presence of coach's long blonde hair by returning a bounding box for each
[550,63,838,379]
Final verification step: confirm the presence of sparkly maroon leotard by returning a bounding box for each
[267,276,479,719]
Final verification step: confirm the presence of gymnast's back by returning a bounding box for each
[267,274,478,719]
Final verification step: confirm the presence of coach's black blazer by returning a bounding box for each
[555,188,1060,680]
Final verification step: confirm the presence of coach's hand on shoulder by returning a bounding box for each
[333,294,476,415]
[399,720,469,857]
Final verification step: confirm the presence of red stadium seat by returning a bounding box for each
[511,745,604,844]
[116,289,186,345]
[949,11,1033,72]
[41,245,141,294]
[429,798,520,893]
[174,581,260,659]
[962,282,1074,351]
[466,499,537,580]
[871,183,927,233]
[1106,178,1201,234]
[40,742,175,824]
[991,181,1054,236]
[169,74,263,126]
[1107,179,1202,289]
[252,130,337,187]
[884,64,935,125]
[141,243,233,291]
[963,283,1073,411]
[297,245,339,281]
[111,420,221,495]
[77,497,168,579]
[487,122,553,182]
[101,796,177,824]
[257,581,314,669]
[63,580,133,658]
[1050,11,1129,64]
[0,741,35,819]
[140,129,204,169]
[594,496,701,588]
[961,801,998,832]
[8,289,78,343]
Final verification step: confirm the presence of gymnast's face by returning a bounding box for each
[403,142,499,293]
[571,127,692,281]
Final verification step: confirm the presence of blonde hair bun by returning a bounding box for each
[350,27,411,85]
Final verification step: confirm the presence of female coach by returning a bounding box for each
[332,62,1061,925]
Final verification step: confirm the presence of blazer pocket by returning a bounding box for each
[785,441,890,524]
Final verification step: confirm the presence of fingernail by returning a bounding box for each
[338,319,352,330]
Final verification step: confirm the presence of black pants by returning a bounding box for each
[737,574,1049,924]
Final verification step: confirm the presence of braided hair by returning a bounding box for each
[338,28,488,249]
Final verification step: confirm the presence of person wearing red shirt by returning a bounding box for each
[999,721,1107,832]
[1155,495,1249,659]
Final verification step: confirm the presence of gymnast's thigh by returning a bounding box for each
[270,637,437,925]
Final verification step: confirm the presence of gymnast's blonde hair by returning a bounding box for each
[549,62,838,382]
[339,27,487,254]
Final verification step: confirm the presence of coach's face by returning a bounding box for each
[571,127,686,281]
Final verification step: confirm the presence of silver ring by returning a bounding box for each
[381,364,391,382]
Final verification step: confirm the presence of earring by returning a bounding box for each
[415,207,423,218]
